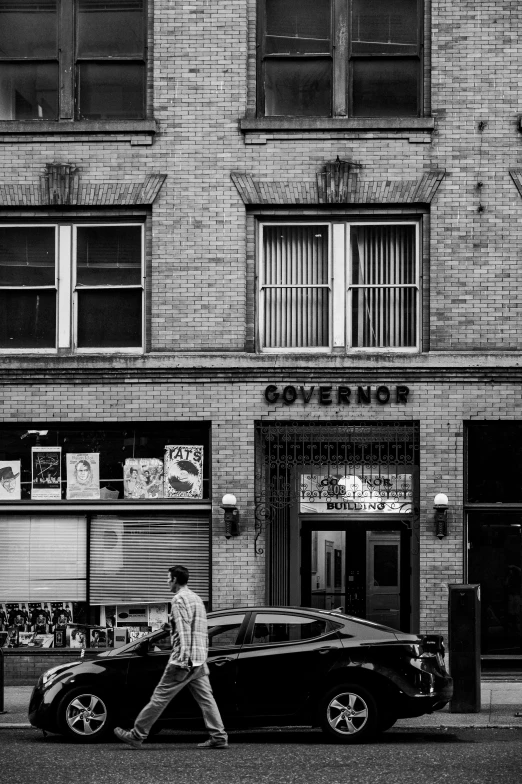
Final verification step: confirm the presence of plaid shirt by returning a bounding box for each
[168,586,208,668]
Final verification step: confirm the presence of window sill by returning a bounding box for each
[240,117,434,133]
[0,120,157,135]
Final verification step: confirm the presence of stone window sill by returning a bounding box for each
[240,117,434,133]
[0,120,158,135]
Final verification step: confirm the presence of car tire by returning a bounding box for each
[319,683,379,743]
[57,687,113,742]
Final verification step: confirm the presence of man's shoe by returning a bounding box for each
[114,727,143,749]
[197,738,229,749]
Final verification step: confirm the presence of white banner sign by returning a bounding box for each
[300,470,413,514]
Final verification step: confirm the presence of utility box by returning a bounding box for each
[448,584,481,713]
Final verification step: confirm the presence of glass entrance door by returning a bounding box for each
[302,521,408,630]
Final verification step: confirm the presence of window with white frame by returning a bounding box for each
[0,223,144,351]
[258,221,419,352]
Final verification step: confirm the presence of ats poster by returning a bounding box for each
[164,445,203,498]
[31,446,62,500]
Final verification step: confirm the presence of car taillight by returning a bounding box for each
[416,635,446,668]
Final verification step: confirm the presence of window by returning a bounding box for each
[208,614,246,647]
[0,0,146,121]
[0,223,144,351]
[258,0,422,117]
[258,221,419,352]
[250,613,329,644]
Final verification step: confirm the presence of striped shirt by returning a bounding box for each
[168,585,208,668]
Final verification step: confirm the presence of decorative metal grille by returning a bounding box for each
[254,421,420,604]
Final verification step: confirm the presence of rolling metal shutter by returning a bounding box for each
[89,514,210,605]
[0,515,87,601]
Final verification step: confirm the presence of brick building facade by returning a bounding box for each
[1,1,522,669]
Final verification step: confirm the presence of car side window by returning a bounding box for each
[147,631,171,653]
[208,614,246,647]
[251,613,329,645]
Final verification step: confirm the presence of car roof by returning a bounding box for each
[206,606,401,633]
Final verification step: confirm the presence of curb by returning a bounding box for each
[0,723,32,729]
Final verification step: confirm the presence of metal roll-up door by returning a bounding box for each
[0,515,87,601]
[89,514,210,605]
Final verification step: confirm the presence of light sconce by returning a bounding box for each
[221,493,240,539]
[433,493,449,539]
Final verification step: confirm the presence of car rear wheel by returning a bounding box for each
[320,683,379,743]
[57,688,112,742]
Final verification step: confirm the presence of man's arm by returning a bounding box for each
[171,598,193,667]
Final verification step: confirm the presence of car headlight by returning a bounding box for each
[41,664,74,687]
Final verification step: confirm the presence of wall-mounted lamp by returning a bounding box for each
[434,493,449,539]
[221,493,240,539]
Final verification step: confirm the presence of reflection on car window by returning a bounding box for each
[252,614,328,644]
[147,632,171,653]
[208,614,246,647]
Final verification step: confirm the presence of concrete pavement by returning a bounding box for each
[2,682,522,730]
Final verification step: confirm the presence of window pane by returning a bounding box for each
[0,227,55,286]
[263,226,328,285]
[253,613,328,644]
[467,423,522,503]
[265,59,331,116]
[352,0,419,55]
[373,545,398,587]
[77,0,145,57]
[208,614,245,647]
[77,63,145,120]
[76,226,142,286]
[0,290,56,348]
[76,289,142,348]
[263,287,329,348]
[0,64,58,120]
[351,287,417,347]
[352,58,418,117]
[351,225,416,285]
[266,0,331,55]
[0,0,57,58]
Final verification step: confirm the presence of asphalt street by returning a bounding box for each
[2,727,522,784]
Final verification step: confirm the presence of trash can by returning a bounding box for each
[448,583,481,713]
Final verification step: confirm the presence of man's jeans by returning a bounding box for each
[132,662,227,743]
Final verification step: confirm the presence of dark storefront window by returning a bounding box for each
[467,421,522,503]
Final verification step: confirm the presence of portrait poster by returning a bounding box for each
[148,603,168,630]
[164,445,204,499]
[123,457,164,499]
[90,628,108,648]
[28,601,52,633]
[0,460,21,500]
[68,626,88,648]
[31,446,62,499]
[51,602,74,628]
[66,452,100,500]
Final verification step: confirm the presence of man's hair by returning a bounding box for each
[168,565,189,585]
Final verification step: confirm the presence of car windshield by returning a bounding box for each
[98,628,169,657]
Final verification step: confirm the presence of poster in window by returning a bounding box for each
[31,446,62,499]
[148,603,168,630]
[29,602,52,633]
[6,603,30,629]
[66,452,100,499]
[90,628,108,648]
[68,626,88,648]
[0,460,21,500]
[51,602,73,628]
[123,457,164,499]
[164,445,203,499]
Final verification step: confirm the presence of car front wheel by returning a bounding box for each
[320,683,379,743]
[57,688,112,742]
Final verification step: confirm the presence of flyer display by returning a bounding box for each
[0,460,21,500]
[124,457,164,499]
[66,453,100,500]
[31,446,62,500]
[164,445,204,499]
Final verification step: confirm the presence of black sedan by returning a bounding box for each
[29,606,452,743]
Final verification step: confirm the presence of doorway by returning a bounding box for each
[301,519,410,631]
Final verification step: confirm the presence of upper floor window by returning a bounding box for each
[258,221,420,352]
[0,0,146,121]
[258,0,422,117]
[0,223,144,352]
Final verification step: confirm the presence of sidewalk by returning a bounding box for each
[2,683,522,730]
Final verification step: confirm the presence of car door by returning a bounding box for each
[236,611,343,719]
[126,612,247,720]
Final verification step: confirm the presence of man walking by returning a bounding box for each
[114,565,228,749]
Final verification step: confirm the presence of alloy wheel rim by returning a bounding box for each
[65,694,108,736]
[327,691,369,735]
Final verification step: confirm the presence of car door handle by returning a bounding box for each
[211,657,234,666]
[317,647,335,654]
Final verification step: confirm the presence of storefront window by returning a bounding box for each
[0,422,210,501]
[467,422,522,503]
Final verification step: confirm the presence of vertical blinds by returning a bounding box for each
[261,225,330,348]
[89,514,210,605]
[0,515,87,601]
